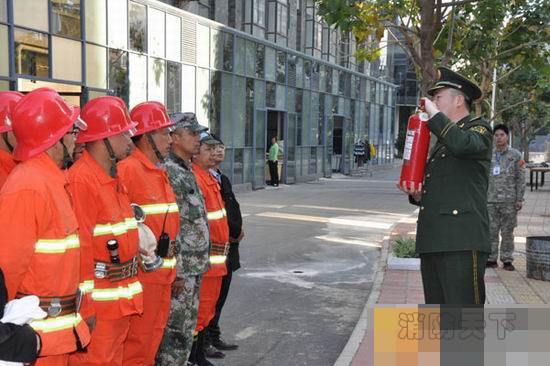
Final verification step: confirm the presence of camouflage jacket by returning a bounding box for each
[487,146,525,203]
[165,152,210,276]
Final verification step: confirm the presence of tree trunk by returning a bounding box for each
[418,0,439,96]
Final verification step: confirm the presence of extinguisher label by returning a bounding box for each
[403,130,415,160]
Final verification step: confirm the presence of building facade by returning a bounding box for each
[0,0,397,189]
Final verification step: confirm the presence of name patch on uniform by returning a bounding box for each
[470,126,488,135]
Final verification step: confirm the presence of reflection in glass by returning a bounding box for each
[221,73,233,146]
[233,148,243,184]
[166,62,182,114]
[181,64,196,114]
[209,70,221,136]
[266,82,276,108]
[223,33,234,72]
[254,79,265,109]
[245,78,254,147]
[211,30,222,70]
[234,37,245,75]
[148,8,165,57]
[14,0,48,32]
[129,53,147,108]
[276,51,286,84]
[109,49,129,104]
[86,0,106,44]
[52,0,81,39]
[166,14,181,61]
[0,25,8,76]
[264,47,276,82]
[255,44,265,79]
[129,2,147,53]
[52,36,81,81]
[245,40,255,77]
[196,67,210,128]
[108,0,128,49]
[148,58,165,103]
[14,29,49,77]
[233,76,246,148]
[196,24,210,68]
[86,44,107,88]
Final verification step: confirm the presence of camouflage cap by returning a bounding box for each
[170,112,208,132]
[199,131,221,145]
[428,66,482,102]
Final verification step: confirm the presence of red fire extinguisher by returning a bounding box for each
[399,99,431,191]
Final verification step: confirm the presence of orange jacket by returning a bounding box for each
[68,150,143,321]
[118,149,179,284]
[0,153,90,356]
[192,163,228,277]
[0,149,16,190]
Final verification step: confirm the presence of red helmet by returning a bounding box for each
[12,88,81,161]
[130,101,175,136]
[0,91,24,134]
[77,96,137,143]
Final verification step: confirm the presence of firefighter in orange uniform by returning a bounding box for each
[188,132,229,366]
[0,88,90,365]
[67,97,142,366]
[0,91,23,188]
[119,102,180,365]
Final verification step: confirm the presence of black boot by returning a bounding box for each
[197,330,221,366]
[204,329,225,358]
[212,336,238,351]
[187,333,199,365]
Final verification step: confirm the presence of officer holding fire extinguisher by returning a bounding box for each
[399,66,493,305]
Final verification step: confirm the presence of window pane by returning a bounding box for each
[265,47,276,82]
[148,8,165,57]
[233,76,245,148]
[129,2,146,53]
[223,33,234,72]
[276,84,285,110]
[129,53,147,108]
[196,24,209,68]
[166,62,182,114]
[245,78,254,147]
[166,14,181,61]
[243,148,252,184]
[233,148,243,184]
[86,44,106,89]
[210,29,222,70]
[255,79,265,109]
[266,82,275,108]
[88,90,107,100]
[181,64,195,113]
[234,37,245,75]
[14,0,48,32]
[0,25,8,76]
[14,28,49,77]
[221,73,233,147]
[209,70,221,136]
[108,49,128,104]
[52,37,81,81]
[52,0,81,39]
[245,40,255,77]
[0,0,6,23]
[276,51,286,84]
[255,44,264,79]
[108,0,127,49]
[196,67,209,127]
[254,0,266,26]
[149,57,165,103]
[86,0,106,44]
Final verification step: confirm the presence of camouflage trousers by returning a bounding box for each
[156,274,202,366]
[488,203,518,263]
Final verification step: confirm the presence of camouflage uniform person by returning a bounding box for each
[487,124,525,271]
[156,113,210,365]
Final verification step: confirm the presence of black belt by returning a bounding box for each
[94,256,139,282]
[16,292,78,318]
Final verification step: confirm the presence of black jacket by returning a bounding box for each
[219,172,242,271]
[0,268,39,363]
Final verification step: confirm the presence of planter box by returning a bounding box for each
[387,253,420,271]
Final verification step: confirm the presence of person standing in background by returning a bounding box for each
[268,136,279,187]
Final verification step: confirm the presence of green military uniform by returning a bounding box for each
[487,145,525,264]
[411,67,493,305]
[157,115,210,366]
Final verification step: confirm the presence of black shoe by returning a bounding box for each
[204,344,225,359]
[486,261,498,268]
[212,337,239,351]
[503,262,515,271]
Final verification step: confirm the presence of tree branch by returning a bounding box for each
[489,99,531,122]
[496,65,522,83]
[442,0,479,8]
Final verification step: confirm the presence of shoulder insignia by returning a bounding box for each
[469,125,489,135]
[469,116,482,122]
[458,123,465,128]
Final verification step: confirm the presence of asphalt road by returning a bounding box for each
[217,168,414,366]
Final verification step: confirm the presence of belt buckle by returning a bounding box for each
[48,298,62,318]
[95,262,107,279]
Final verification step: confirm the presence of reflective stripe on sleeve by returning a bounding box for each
[93,217,138,237]
[209,255,227,264]
[161,257,177,269]
[141,203,179,215]
[79,280,94,295]
[34,234,80,254]
[207,208,227,221]
[91,281,143,301]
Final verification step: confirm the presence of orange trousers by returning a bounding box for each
[122,282,171,366]
[68,316,132,366]
[195,275,223,332]
[33,355,69,366]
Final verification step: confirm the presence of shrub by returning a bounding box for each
[392,237,419,258]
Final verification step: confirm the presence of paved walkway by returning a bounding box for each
[338,181,550,365]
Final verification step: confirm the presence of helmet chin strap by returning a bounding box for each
[145,133,165,165]
[2,133,13,153]
[103,138,118,178]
